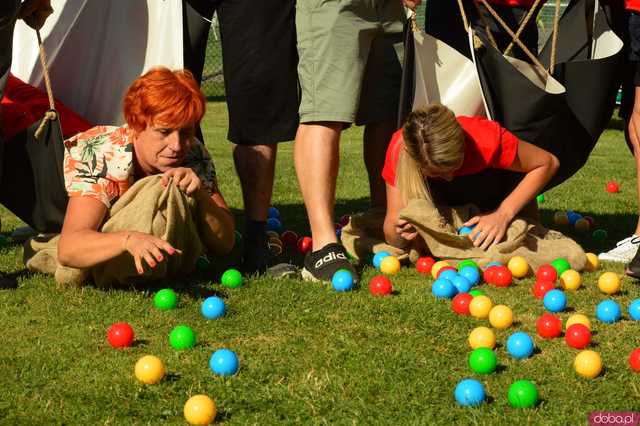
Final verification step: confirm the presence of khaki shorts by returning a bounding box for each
[296,0,405,125]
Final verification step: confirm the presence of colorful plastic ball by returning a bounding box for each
[380,256,401,275]
[596,300,621,323]
[372,251,391,269]
[508,380,538,408]
[468,326,496,349]
[233,230,243,250]
[436,266,457,280]
[565,324,591,349]
[536,313,562,339]
[492,266,513,287]
[554,211,569,226]
[574,218,590,232]
[169,325,196,350]
[107,323,134,348]
[567,212,582,226]
[332,269,354,292]
[606,180,620,193]
[196,256,210,272]
[560,269,582,291]
[339,214,350,227]
[469,348,497,374]
[536,194,545,203]
[451,275,472,293]
[507,256,529,278]
[469,295,493,319]
[201,296,225,319]
[536,264,558,283]
[280,230,299,248]
[483,266,498,284]
[297,236,313,254]
[485,261,503,268]
[598,272,621,295]
[266,217,282,233]
[629,348,640,372]
[469,289,485,297]
[221,268,243,289]
[369,275,393,296]
[457,259,478,271]
[458,226,475,236]
[416,256,436,275]
[209,348,239,376]
[454,379,485,406]
[506,332,534,359]
[489,305,513,329]
[184,395,216,425]
[574,350,602,378]
[543,289,567,313]
[629,299,640,321]
[551,258,571,276]
[592,229,608,242]
[585,253,599,272]
[566,314,591,331]
[154,288,178,310]
[584,216,595,227]
[432,278,457,299]
[267,206,280,219]
[452,293,473,315]
[459,266,480,286]
[533,280,555,299]
[431,260,451,279]
[134,355,165,384]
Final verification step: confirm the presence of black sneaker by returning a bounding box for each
[242,238,299,279]
[626,246,640,279]
[302,243,358,282]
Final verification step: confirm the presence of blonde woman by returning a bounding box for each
[382,103,559,250]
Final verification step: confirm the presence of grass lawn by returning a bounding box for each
[0,102,639,425]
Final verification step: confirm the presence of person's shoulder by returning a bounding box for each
[65,125,126,147]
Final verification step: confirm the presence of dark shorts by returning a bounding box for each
[619,11,640,121]
[185,0,299,146]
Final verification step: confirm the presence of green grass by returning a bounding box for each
[0,103,639,425]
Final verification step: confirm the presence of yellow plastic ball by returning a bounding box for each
[560,269,582,291]
[469,295,493,319]
[380,256,401,275]
[134,355,165,385]
[554,211,569,226]
[585,253,599,272]
[468,326,496,349]
[507,256,529,278]
[574,350,602,379]
[598,272,621,295]
[431,260,451,279]
[574,218,590,232]
[184,395,217,425]
[488,305,513,329]
[566,314,591,331]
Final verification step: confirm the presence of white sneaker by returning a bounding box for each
[598,235,640,263]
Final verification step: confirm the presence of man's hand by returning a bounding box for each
[403,0,422,10]
[161,167,202,196]
[19,0,53,30]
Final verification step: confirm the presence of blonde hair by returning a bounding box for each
[396,103,465,204]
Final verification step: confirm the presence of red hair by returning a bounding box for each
[123,67,205,132]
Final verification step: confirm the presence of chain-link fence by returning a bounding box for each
[199,3,568,99]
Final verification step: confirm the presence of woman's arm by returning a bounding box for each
[194,189,236,255]
[383,183,418,248]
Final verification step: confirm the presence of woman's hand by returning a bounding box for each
[395,219,418,245]
[464,209,512,250]
[122,231,181,274]
[161,167,202,195]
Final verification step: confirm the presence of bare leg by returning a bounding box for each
[232,144,277,222]
[363,120,396,208]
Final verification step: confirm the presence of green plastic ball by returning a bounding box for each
[221,269,243,288]
[468,348,497,374]
[508,380,538,408]
[469,289,485,297]
[551,258,571,276]
[536,194,545,203]
[169,325,196,350]
[196,256,210,272]
[457,259,478,271]
[154,289,178,310]
[592,229,608,242]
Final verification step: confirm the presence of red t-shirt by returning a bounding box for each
[488,0,545,7]
[381,116,519,187]
[1,74,91,140]
[627,0,640,11]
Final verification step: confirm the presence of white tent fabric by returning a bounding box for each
[11,0,184,126]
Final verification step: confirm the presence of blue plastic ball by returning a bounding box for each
[543,289,567,313]
[454,379,485,406]
[485,261,503,268]
[268,206,280,219]
[506,332,534,359]
[629,299,640,321]
[451,275,472,293]
[596,300,622,323]
[373,251,391,269]
[432,278,457,299]
[459,266,480,286]
[438,268,458,282]
[336,228,342,238]
[209,348,239,376]
[458,225,475,236]
[567,212,582,226]
[266,217,282,233]
[332,269,354,292]
[201,296,225,319]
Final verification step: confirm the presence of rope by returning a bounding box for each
[34,29,57,139]
[549,0,561,74]
[471,0,498,49]
[504,0,545,56]
[456,0,470,32]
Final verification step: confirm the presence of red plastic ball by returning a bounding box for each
[107,322,134,348]
[606,181,620,193]
[369,275,393,296]
[452,293,473,315]
[492,266,512,287]
[536,313,562,339]
[532,280,555,299]
[565,324,591,349]
[584,216,595,227]
[436,266,457,279]
[280,230,299,248]
[339,215,350,227]
[416,256,436,275]
[483,266,498,284]
[629,348,640,372]
[297,236,312,254]
[536,264,558,283]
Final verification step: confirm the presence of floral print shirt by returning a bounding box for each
[63,126,218,208]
